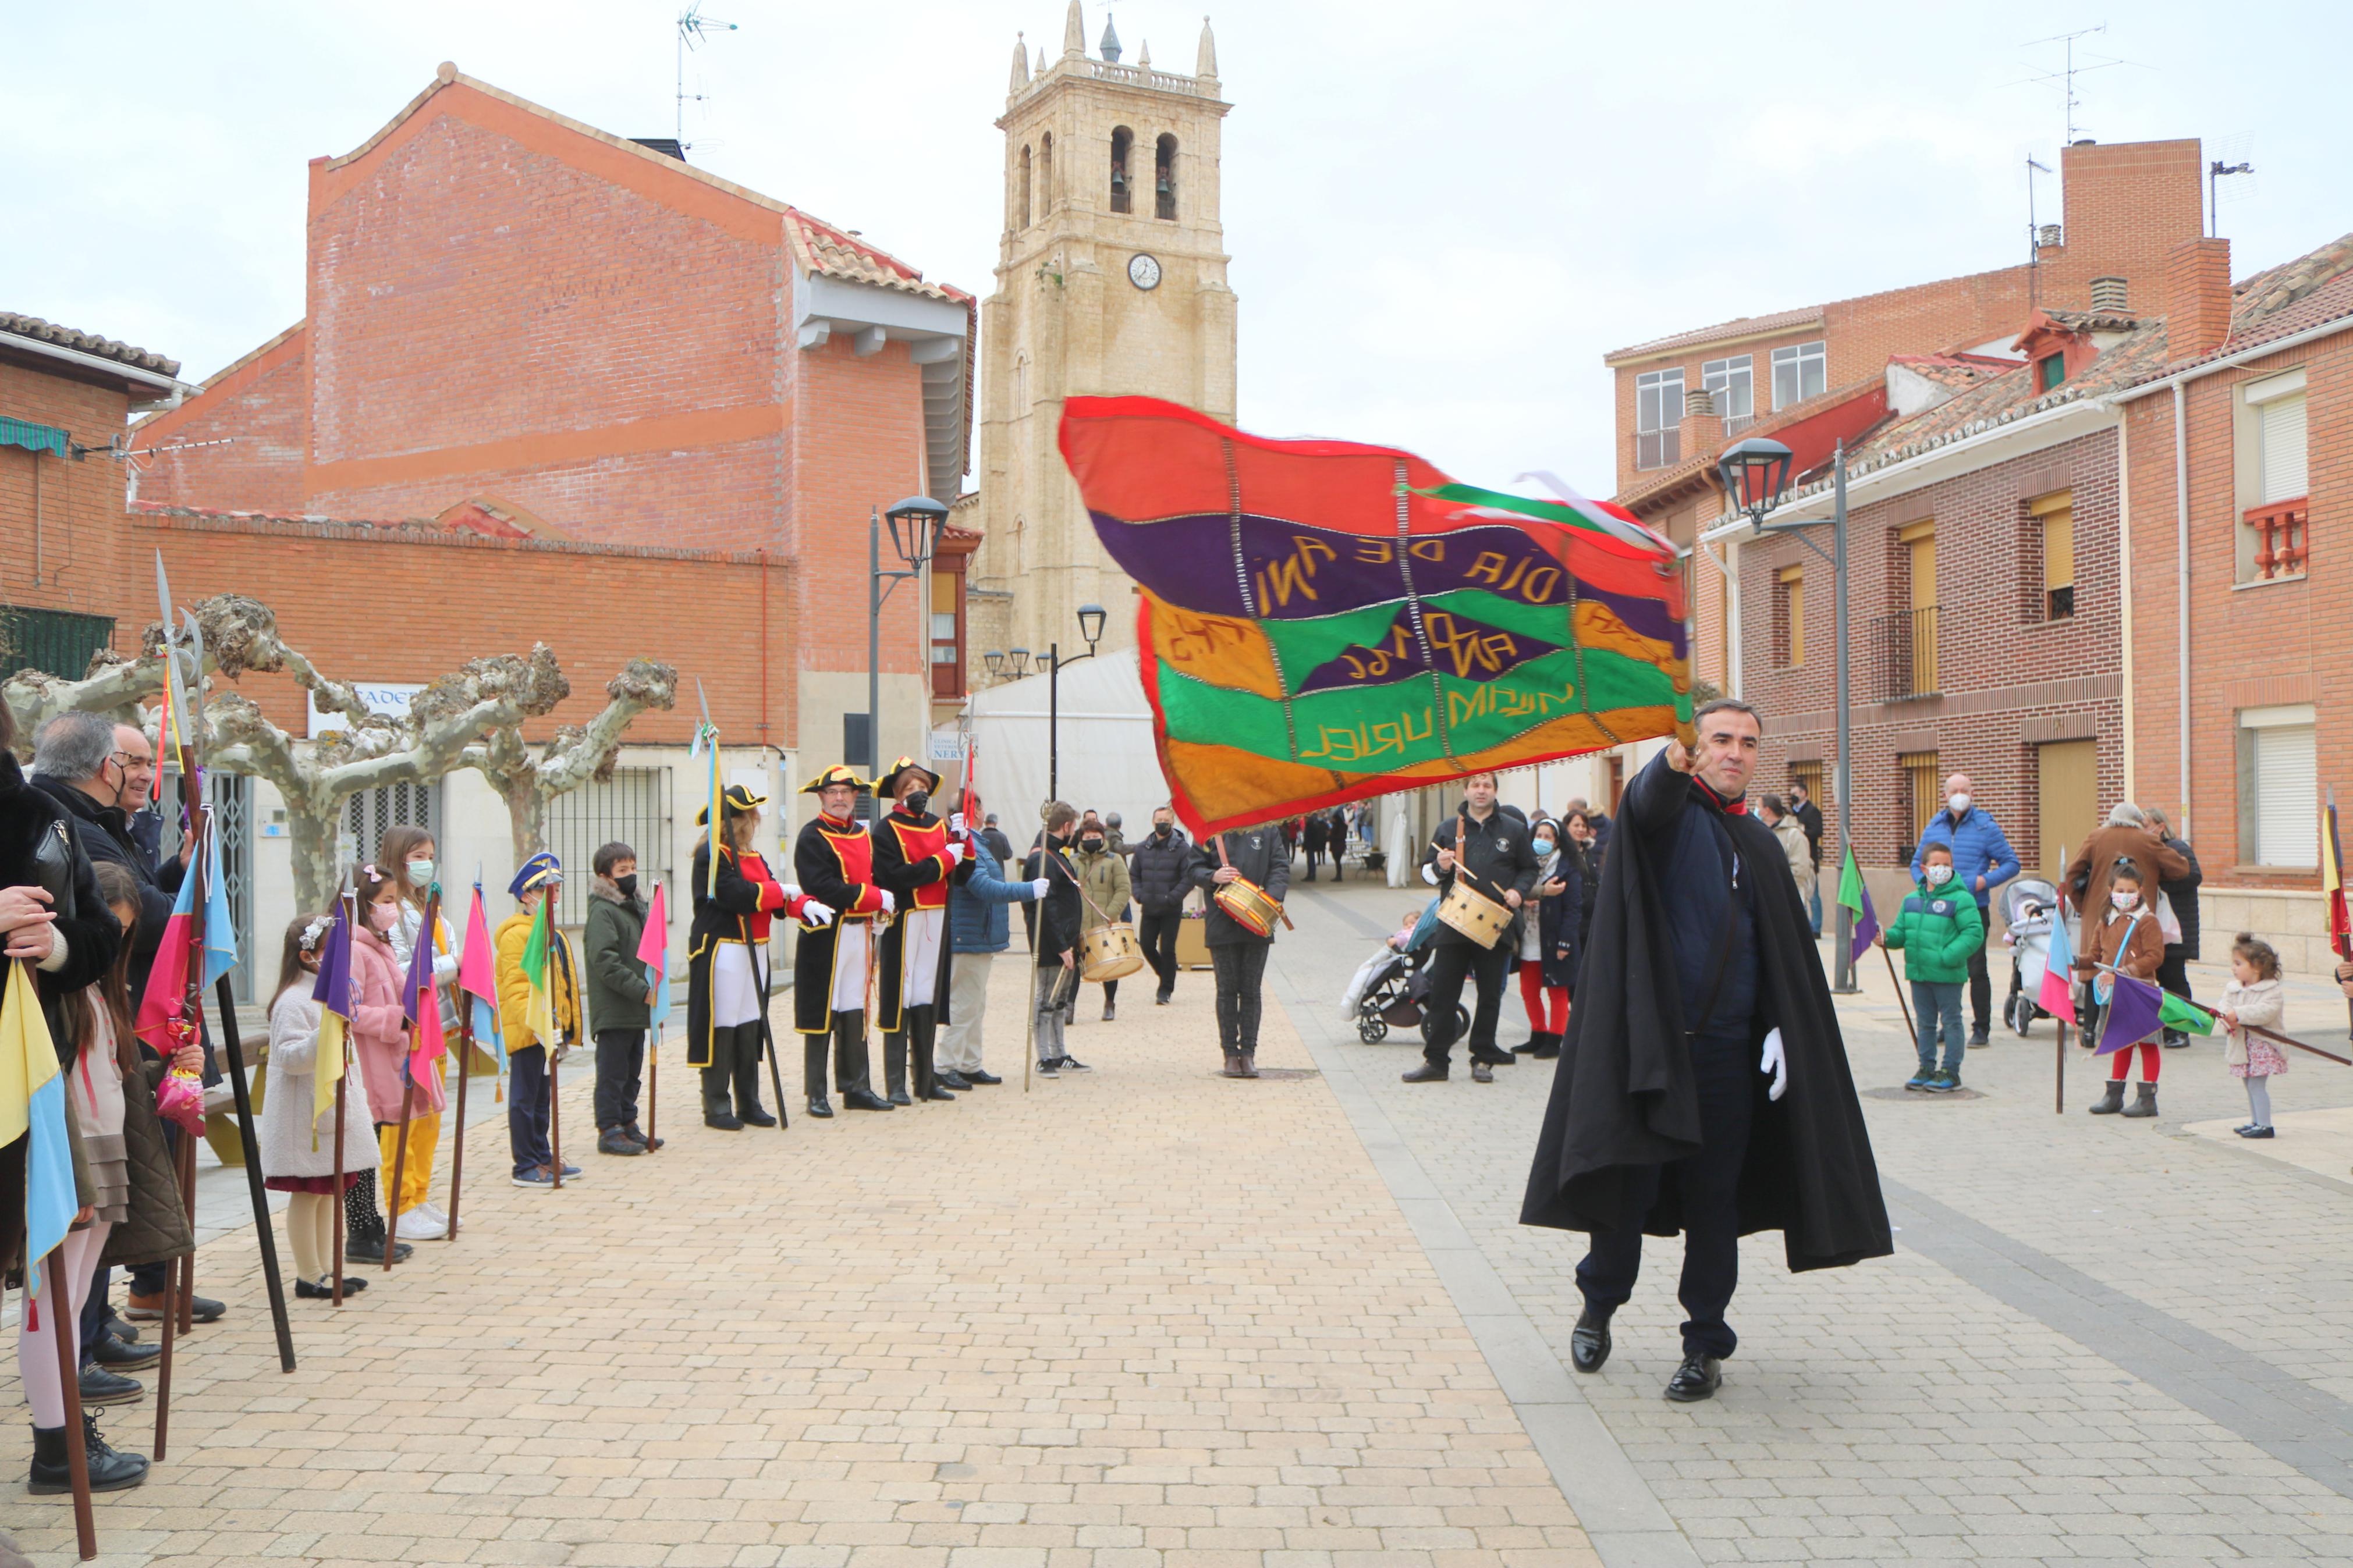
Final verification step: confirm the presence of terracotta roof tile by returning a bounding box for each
[0,311,180,378]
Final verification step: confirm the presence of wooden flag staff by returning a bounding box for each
[45,1248,99,1559]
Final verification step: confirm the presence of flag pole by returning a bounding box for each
[447,986,473,1240]
[45,1250,99,1559]
[2054,1017,2067,1114]
[1878,944,1917,1057]
[333,890,350,1307]
[647,1022,659,1149]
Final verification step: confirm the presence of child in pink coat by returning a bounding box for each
[343,863,431,1264]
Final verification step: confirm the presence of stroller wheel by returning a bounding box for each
[1358,1015,1389,1043]
[1422,1004,1471,1048]
[2008,995,2035,1037]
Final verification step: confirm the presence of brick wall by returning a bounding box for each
[131,325,307,514]
[0,360,133,621]
[1741,428,2124,878]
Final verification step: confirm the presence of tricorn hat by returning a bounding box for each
[876,756,942,799]
[800,763,871,795]
[695,781,769,826]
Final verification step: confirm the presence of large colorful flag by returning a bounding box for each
[400,900,447,1074]
[457,881,507,1078]
[1057,396,1691,836]
[133,861,199,1050]
[2,961,78,1293]
[638,883,672,1030]
[2038,911,2078,1024]
[309,902,355,1140]
[519,895,558,1048]
[2095,972,2165,1054]
[1836,849,1879,965]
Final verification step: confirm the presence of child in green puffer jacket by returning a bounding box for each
[1880,843,1986,1093]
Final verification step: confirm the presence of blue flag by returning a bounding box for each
[201,822,238,989]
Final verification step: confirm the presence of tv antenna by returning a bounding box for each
[676,3,739,150]
[2208,133,2256,237]
[2025,153,2054,305]
[2007,24,2138,147]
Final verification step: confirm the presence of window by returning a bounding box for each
[1038,133,1053,214]
[1018,144,1032,228]
[1901,519,1937,694]
[2242,370,2309,581]
[1774,565,1805,667]
[343,782,439,867]
[2238,705,2317,867]
[1901,751,1942,849]
[2038,354,2065,392]
[1154,133,1178,220]
[546,767,676,911]
[1109,126,1133,214]
[1789,759,1825,813]
[1635,368,1684,470]
[2031,490,2075,620]
[0,604,114,682]
[1771,340,1826,408]
[1703,354,1754,429]
[931,565,966,698]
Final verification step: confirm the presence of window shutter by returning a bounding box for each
[2254,723,2317,866]
[2260,393,2309,504]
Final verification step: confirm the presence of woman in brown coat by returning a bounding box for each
[2075,859,2168,1118]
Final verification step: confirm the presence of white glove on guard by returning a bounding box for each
[1759,1027,1788,1102]
[800,898,836,928]
[878,888,896,915]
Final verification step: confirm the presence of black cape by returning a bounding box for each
[1520,778,1893,1274]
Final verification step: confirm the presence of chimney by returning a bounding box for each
[2038,223,2063,251]
[2090,276,2128,312]
[2165,237,2232,359]
[1681,387,1717,464]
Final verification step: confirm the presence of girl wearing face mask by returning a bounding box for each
[343,862,430,1261]
[2076,860,2168,1117]
[377,827,460,1239]
[1511,817,1581,1060]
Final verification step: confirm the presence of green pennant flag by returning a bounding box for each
[2157,990,2214,1036]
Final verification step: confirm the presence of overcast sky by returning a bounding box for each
[9,1,2348,496]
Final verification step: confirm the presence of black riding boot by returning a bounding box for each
[703,1028,741,1129]
[837,1012,890,1110]
[804,1033,833,1118]
[883,1026,913,1105]
[913,1005,952,1100]
[732,1023,778,1127]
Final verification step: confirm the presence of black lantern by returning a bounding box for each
[1717,437,1794,527]
[884,494,949,570]
[1007,647,1031,677]
[984,650,1006,680]
[1076,602,1108,650]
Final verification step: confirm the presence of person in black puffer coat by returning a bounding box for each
[1127,807,1193,1006]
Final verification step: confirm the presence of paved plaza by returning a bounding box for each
[7,877,2353,1566]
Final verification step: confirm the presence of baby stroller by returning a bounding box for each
[2000,877,2061,1036]
[1343,940,1470,1046]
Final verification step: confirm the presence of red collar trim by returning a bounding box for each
[1691,776,1749,816]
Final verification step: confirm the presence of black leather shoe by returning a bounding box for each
[963,1069,1002,1086]
[843,1088,895,1111]
[704,1105,743,1131]
[806,1097,834,1119]
[888,1090,913,1107]
[30,1411,150,1494]
[294,1275,370,1299]
[99,1307,139,1345]
[1401,1061,1449,1083]
[91,1332,159,1370]
[737,1104,779,1128]
[937,1071,972,1090]
[1470,1048,1514,1066]
[77,1366,144,1406]
[1570,1307,1612,1373]
[1665,1352,1722,1402]
[346,1233,412,1265]
[920,1085,957,1101]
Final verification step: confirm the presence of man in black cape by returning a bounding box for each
[1521,698,1890,1401]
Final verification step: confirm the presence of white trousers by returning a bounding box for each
[712,942,761,1028]
[829,921,871,1013]
[902,908,946,1010]
[19,1220,110,1427]
[939,951,993,1071]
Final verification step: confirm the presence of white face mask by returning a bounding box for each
[407,858,435,887]
[1925,865,1953,886]
[2111,890,2139,911]
[1948,792,1971,815]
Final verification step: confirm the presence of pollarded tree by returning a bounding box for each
[449,656,680,862]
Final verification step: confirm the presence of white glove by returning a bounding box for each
[945,841,967,867]
[878,888,896,915]
[1421,862,1440,886]
[1759,1027,1787,1102]
[800,898,835,928]
[948,812,966,837]
[1030,877,1051,899]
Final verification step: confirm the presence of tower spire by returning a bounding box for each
[1100,12,1122,63]
[1063,1,1085,57]
[1196,16,1218,79]
[1009,31,1030,92]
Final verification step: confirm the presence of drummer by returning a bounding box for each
[1407,771,1541,1085]
[1186,819,1291,1079]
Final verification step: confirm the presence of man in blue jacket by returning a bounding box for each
[1907,770,2019,1046]
[939,790,1045,1088]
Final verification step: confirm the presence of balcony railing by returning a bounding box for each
[2245,496,2309,580]
[1720,413,1755,438]
[1875,605,1939,699]
[1635,427,1681,471]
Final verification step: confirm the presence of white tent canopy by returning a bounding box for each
[948,648,1167,835]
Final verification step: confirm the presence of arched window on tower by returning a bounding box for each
[1038,133,1054,215]
[1155,134,1178,220]
[1018,144,1032,229]
[1109,127,1133,214]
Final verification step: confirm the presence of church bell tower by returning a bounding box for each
[972,3,1237,663]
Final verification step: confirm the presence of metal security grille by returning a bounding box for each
[343,783,441,867]
[1900,751,1941,853]
[1,603,115,682]
[157,771,255,1002]
[546,767,675,901]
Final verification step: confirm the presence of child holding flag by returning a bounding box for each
[347,863,429,1257]
[2216,934,2288,1139]
[379,828,457,1237]
[497,853,584,1187]
[259,914,377,1297]
[584,842,656,1155]
[2078,859,2167,1117]
[1880,842,1983,1094]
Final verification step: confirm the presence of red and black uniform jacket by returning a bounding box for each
[792,813,890,1035]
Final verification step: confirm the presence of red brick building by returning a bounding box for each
[133,63,976,792]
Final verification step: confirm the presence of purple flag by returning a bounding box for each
[310,905,354,1018]
[1837,851,1879,965]
[2096,972,2164,1054]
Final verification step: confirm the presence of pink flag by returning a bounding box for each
[459,884,498,1005]
[401,919,447,1071]
[636,884,669,973]
[2037,909,2078,1025]
[133,868,198,1050]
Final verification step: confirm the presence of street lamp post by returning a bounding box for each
[868,495,948,783]
[1046,603,1108,804]
[1718,435,1859,993]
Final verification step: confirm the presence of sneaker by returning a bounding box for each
[1035,1059,1060,1078]
[77,1366,144,1407]
[512,1165,556,1189]
[556,1161,584,1179]
[416,1200,461,1232]
[395,1208,445,1241]
[1057,1055,1092,1072]
[1905,1068,1933,1091]
[597,1128,645,1156]
[2239,1125,2276,1139]
[1155,992,1172,1005]
[1102,1001,1117,1022]
[125,1291,223,1324]
[1924,1070,1960,1094]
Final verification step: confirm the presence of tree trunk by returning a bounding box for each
[502,773,546,863]
[288,788,343,916]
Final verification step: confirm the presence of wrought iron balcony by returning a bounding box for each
[1875,605,1939,699]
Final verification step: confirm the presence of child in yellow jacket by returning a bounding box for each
[497,852,585,1187]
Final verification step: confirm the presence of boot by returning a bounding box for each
[1222,1052,1246,1078]
[1236,1050,1259,1079]
[836,1013,892,1111]
[804,1034,833,1118]
[1530,1031,1561,1060]
[2121,1082,2159,1118]
[702,1065,741,1130]
[2088,1080,2127,1115]
[883,1027,913,1105]
[731,1025,778,1127]
[30,1411,150,1494]
[912,1008,953,1100]
[1512,1030,1548,1055]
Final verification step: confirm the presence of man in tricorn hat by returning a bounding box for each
[869,757,968,1105]
[792,765,894,1116]
[690,782,830,1130]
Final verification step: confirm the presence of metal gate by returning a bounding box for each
[546,767,675,902]
[157,771,255,1002]
[342,782,441,867]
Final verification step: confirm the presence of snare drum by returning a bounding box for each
[1214,876,1284,938]
[1436,879,1511,948]
[1081,922,1147,982]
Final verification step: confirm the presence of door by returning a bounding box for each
[2036,739,2099,883]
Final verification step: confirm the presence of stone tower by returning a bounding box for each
[972,4,1236,663]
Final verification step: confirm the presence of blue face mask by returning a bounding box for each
[1533,837,1556,855]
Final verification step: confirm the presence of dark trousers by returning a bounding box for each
[1209,940,1269,1052]
[1574,1029,1758,1358]
[1966,923,1991,1036]
[1422,938,1513,1066]
[1138,908,1182,997]
[595,1027,644,1130]
[509,1044,552,1178]
[1303,848,1322,882]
